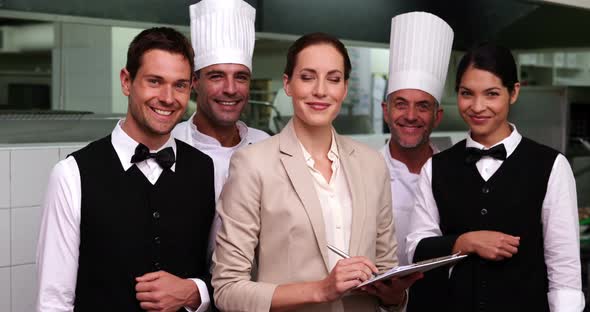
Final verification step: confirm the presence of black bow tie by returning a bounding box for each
[130,143,175,170]
[465,144,507,165]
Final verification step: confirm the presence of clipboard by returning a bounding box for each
[356,253,468,288]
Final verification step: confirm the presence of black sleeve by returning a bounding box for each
[413,234,460,262]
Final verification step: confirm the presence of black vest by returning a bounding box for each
[416,137,557,312]
[71,136,215,312]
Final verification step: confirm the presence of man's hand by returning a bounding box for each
[316,256,378,302]
[453,230,520,261]
[135,271,200,312]
[361,272,423,306]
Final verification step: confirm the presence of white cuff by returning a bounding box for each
[184,278,211,312]
[548,288,585,312]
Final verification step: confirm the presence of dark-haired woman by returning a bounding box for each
[406,42,584,311]
[211,32,420,312]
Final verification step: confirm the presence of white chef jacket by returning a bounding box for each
[36,120,211,312]
[172,113,270,201]
[172,113,270,264]
[406,125,585,312]
[380,143,439,266]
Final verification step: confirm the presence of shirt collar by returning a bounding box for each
[465,122,522,158]
[111,119,177,172]
[189,112,249,148]
[299,130,339,168]
[382,141,439,174]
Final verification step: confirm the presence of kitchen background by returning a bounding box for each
[1,0,590,311]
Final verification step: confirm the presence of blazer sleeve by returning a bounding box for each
[374,156,399,272]
[211,148,277,312]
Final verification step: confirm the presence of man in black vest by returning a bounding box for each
[36,27,216,312]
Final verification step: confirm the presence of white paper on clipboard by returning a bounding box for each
[357,253,468,288]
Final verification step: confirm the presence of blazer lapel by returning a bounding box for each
[278,121,331,272]
[336,134,366,257]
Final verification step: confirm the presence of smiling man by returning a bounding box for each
[36,27,216,312]
[173,0,269,203]
[172,0,269,266]
[380,12,454,312]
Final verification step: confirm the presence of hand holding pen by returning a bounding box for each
[327,244,419,307]
[327,244,379,278]
[317,244,380,301]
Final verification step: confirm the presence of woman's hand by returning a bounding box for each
[361,272,423,306]
[453,230,520,261]
[316,256,378,302]
[270,256,379,311]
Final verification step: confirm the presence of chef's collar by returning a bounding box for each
[112,119,177,172]
[383,141,439,174]
[189,112,249,148]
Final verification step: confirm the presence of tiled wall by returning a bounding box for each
[0,144,84,312]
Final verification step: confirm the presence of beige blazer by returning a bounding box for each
[212,121,399,312]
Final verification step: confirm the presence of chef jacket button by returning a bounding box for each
[152,211,160,219]
[480,208,488,215]
[154,262,161,270]
[154,236,161,244]
[482,186,490,194]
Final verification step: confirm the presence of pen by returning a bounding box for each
[327,244,378,278]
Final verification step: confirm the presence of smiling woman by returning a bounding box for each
[211,32,420,312]
[284,43,347,132]
[406,42,585,311]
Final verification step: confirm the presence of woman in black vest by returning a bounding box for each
[406,42,584,311]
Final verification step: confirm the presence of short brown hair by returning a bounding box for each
[283,32,352,81]
[126,27,194,80]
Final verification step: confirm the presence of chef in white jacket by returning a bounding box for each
[379,12,453,311]
[380,11,453,266]
[172,0,269,261]
[173,0,269,200]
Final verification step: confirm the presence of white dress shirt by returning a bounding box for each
[299,133,353,270]
[406,125,585,312]
[172,113,270,265]
[36,120,210,312]
[381,143,439,266]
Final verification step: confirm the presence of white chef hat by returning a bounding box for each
[387,11,454,104]
[189,0,256,72]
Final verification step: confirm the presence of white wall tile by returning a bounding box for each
[59,146,84,161]
[11,264,36,312]
[0,210,9,267]
[0,151,9,209]
[11,207,41,265]
[10,148,59,207]
[0,267,10,312]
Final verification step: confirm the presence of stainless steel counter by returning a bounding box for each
[0,111,122,144]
